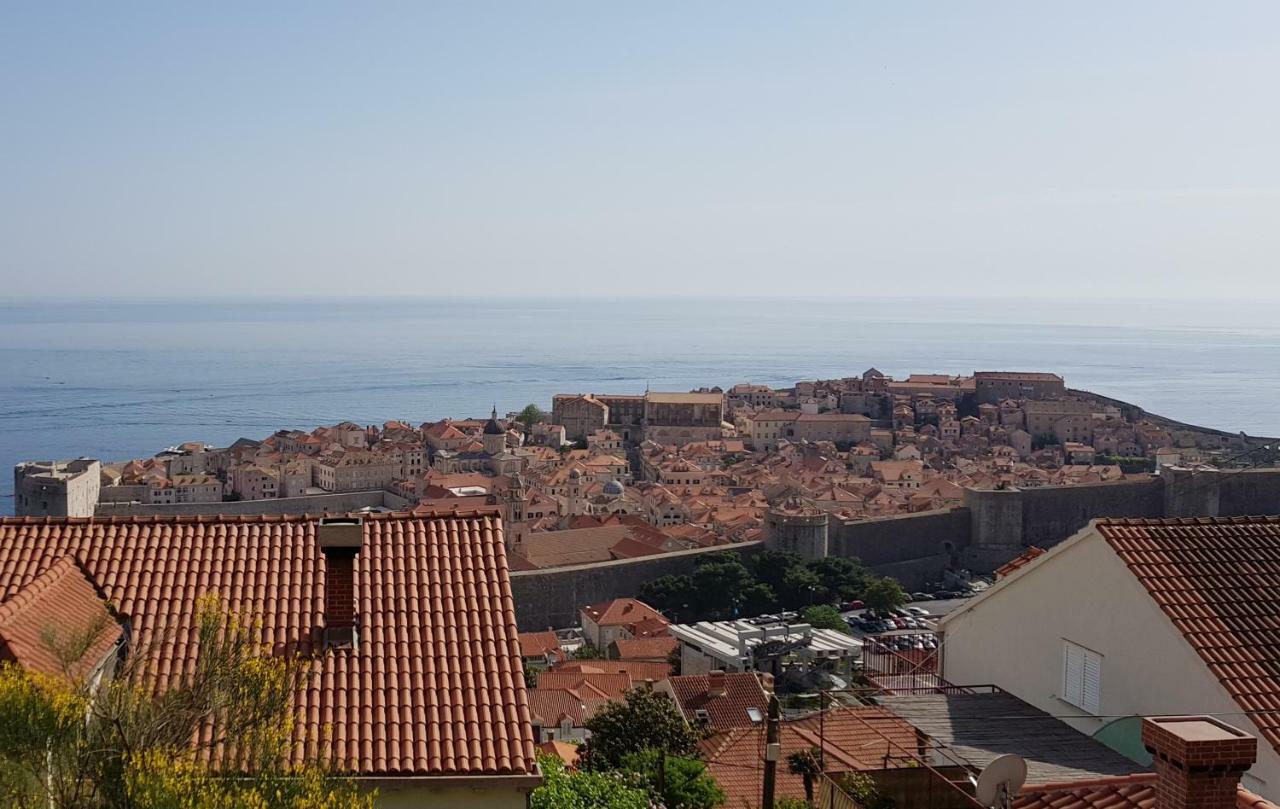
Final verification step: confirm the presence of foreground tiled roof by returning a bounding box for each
[1013,773,1279,809]
[1098,516,1280,755]
[0,514,536,778]
[0,555,122,679]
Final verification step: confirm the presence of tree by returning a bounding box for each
[806,556,870,604]
[581,687,700,771]
[517,404,546,428]
[619,750,725,809]
[0,595,372,809]
[840,772,894,809]
[750,550,803,595]
[740,582,778,617]
[862,577,907,612]
[690,557,754,620]
[779,565,822,609]
[640,574,695,619]
[787,747,822,804]
[800,605,850,635]
[529,755,649,809]
[573,644,604,660]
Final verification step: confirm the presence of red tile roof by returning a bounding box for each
[535,671,632,700]
[518,630,561,659]
[526,688,609,727]
[1098,516,1280,756]
[1013,773,1279,809]
[996,545,1047,579]
[699,707,922,808]
[611,636,679,660]
[581,598,668,630]
[0,555,122,680]
[664,672,770,731]
[552,660,672,682]
[0,514,536,778]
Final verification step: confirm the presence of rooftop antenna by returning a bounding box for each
[974,754,1027,809]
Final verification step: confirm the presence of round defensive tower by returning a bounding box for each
[764,497,830,561]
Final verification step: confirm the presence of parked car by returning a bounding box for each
[905,606,930,617]
[910,592,934,601]
[843,599,865,611]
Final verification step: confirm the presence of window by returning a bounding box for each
[1062,640,1102,714]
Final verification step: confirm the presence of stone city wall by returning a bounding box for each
[95,489,412,517]
[510,542,763,631]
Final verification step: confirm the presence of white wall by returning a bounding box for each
[939,528,1280,796]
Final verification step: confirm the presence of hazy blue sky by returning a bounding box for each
[3,3,1278,300]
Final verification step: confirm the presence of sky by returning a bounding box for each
[2,2,1278,300]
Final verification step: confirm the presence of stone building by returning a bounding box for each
[550,395,610,441]
[975,371,1066,404]
[13,459,101,517]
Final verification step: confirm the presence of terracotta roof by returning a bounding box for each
[525,688,608,727]
[1098,516,1280,756]
[517,525,634,568]
[552,660,672,682]
[537,740,581,769]
[0,514,536,778]
[535,671,632,700]
[700,707,922,808]
[581,598,668,629]
[518,630,562,659]
[996,545,1047,579]
[1013,773,1279,809]
[0,555,122,680]
[665,672,770,731]
[611,636,678,660]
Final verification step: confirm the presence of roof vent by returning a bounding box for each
[694,709,711,724]
[317,517,363,649]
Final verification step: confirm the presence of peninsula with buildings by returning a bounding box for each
[15,369,1274,576]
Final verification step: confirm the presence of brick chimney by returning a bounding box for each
[1143,716,1257,809]
[708,669,726,698]
[317,517,363,648]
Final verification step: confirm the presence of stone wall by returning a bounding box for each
[1020,478,1164,546]
[508,468,1280,630]
[830,508,970,566]
[510,542,762,631]
[94,489,411,517]
[1217,469,1280,516]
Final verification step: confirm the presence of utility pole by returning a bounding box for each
[762,694,781,809]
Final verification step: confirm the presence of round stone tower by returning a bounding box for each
[764,497,830,561]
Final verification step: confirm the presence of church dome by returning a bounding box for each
[483,406,504,435]
[603,479,624,497]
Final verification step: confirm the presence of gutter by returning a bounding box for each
[357,769,544,792]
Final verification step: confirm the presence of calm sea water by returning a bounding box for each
[2,297,1278,514]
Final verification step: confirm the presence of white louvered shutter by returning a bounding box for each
[1062,641,1084,707]
[1081,647,1102,714]
[1062,640,1102,714]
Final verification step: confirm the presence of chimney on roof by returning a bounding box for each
[317,517,363,648]
[1143,716,1257,809]
[708,669,726,698]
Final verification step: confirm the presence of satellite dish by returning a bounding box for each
[975,754,1028,808]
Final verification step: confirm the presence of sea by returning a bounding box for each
[2,296,1278,515]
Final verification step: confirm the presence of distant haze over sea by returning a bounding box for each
[2,296,1278,514]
